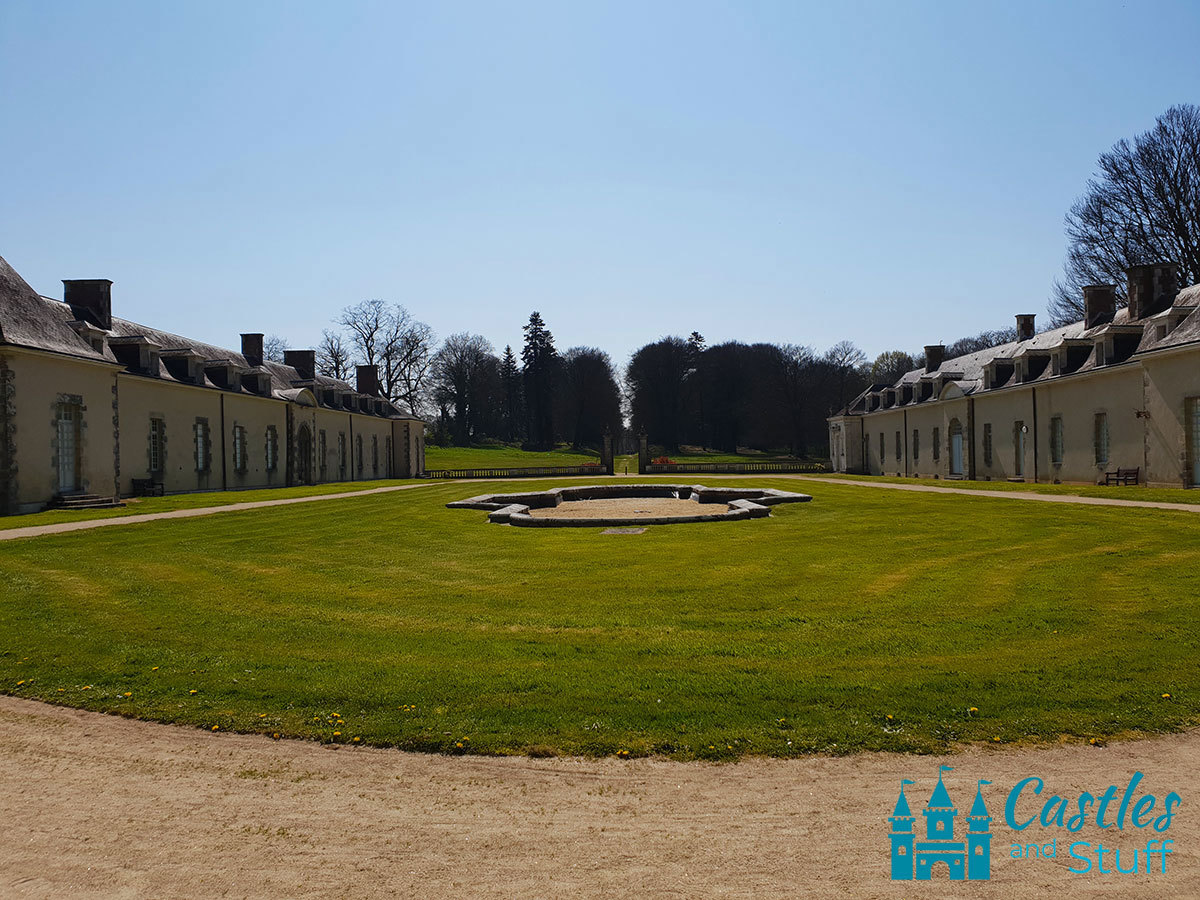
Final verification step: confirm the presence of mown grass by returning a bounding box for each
[425,445,601,469]
[0,478,418,531]
[810,472,1200,505]
[1,477,1197,759]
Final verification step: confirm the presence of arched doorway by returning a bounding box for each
[297,423,313,484]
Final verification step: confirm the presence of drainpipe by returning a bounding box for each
[219,394,227,491]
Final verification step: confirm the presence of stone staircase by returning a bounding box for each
[45,492,126,511]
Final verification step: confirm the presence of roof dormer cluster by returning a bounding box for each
[846,262,1200,415]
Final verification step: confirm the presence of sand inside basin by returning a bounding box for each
[525,497,726,519]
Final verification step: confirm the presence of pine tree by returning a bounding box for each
[500,344,524,443]
[521,312,559,450]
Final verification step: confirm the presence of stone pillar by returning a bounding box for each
[602,430,614,476]
[637,433,649,475]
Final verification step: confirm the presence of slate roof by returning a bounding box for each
[838,281,1200,416]
[0,254,420,420]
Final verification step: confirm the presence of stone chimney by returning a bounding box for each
[63,279,113,330]
[1127,262,1180,320]
[1015,314,1036,342]
[241,333,264,368]
[356,364,380,397]
[1083,284,1117,328]
[283,349,316,380]
[924,344,945,373]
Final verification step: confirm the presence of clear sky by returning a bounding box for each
[2,0,1197,368]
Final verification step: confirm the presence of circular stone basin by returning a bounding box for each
[446,484,812,527]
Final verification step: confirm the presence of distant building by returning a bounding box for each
[0,255,425,515]
[890,767,991,881]
[829,264,1200,487]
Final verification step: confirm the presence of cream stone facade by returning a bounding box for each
[0,255,425,515]
[829,264,1200,488]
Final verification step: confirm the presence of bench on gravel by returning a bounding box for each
[1104,467,1139,486]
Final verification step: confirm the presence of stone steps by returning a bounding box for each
[46,493,126,511]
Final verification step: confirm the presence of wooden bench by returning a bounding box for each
[131,477,165,497]
[1104,467,1139,486]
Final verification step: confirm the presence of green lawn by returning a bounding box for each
[0,478,418,531]
[809,472,1200,505]
[425,445,601,470]
[1,477,1197,759]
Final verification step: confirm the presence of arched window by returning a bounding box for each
[898,845,907,856]
[974,845,983,855]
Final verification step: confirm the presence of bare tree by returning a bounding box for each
[263,334,289,363]
[824,340,868,412]
[337,299,436,415]
[431,333,496,445]
[340,299,389,365]
[317,329,352,380]
[1049,104,1200,325]
[380,309,435,417]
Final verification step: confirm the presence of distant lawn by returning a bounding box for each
[425,444,600,470]
[0,478,417,532]
[810,472,1200,505]
[1,477,1198,759]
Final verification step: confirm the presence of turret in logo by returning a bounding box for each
[890,766,992,881]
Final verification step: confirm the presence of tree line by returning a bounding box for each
[252,104,1197,457]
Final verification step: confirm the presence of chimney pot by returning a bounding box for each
[1015,314,1036,342]
[63,279,113,330]
[1083,284,1117,328]
[356,364,381,397]
[283,349,316,380]
[241,333,264,368]
[923,344,945,373]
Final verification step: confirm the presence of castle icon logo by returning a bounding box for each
[889,766,992,881]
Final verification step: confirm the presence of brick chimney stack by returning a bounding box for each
[356,364,380,397]
[283,349,316,380]
[1127,262,1180,320]
[1083,285,1117,328]
[924,345,945,373]
[241,333,264,368]
[63,279,113,330]
[1015,314,1036,342]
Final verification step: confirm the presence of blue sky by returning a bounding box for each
[2,0,1197,367]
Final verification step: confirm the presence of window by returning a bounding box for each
[879,432,885,460]
[193,419,211,473]
[371,435,379,475]
[912,429,920,462]
[319,429,328,479]
[1050,416,1064,465]
[933,427,940,461]
[265,425,279,472]
[385,437,392,478]
[895,431,901,461]
[983,423,993,466]
[149,417,165,474]
[1094,413,1109,466]
[338,432,347,479]
[356,435,364,475]
[233,425,247,473]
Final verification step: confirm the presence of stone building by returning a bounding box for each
[0,254,425,515]
[828,263,1200,487]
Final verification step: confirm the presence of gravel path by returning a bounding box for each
[0,696,1195,898]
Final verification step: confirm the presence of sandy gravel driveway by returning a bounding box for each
[1,696,1196,898]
